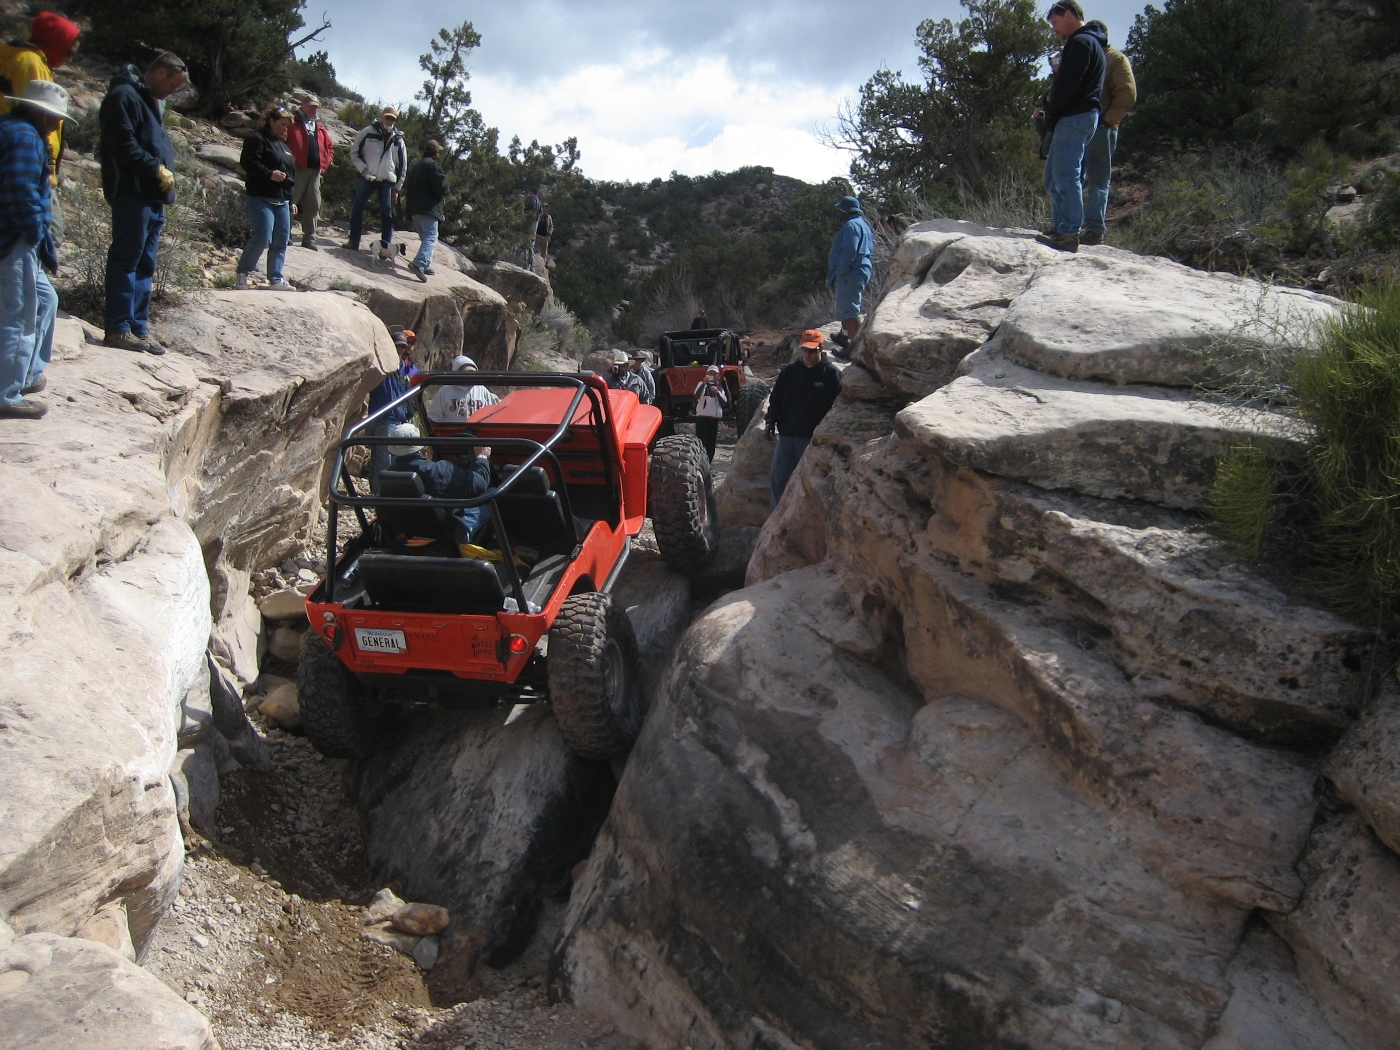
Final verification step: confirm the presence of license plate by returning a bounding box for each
[355,628,407,653]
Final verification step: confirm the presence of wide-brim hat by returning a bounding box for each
[6,80,69,120]
[835,195,862,214]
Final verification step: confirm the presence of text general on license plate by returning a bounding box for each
[355,628,407,653]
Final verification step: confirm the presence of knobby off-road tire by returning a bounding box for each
[648,434,719,573]
[297,628,385,759]
[734,379,769,437]
[548,592,644,761]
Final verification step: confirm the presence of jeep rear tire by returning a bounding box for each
[298,628,384,759]
[649,434,719,572]
[735,379,769,437]
[549,592,643,761]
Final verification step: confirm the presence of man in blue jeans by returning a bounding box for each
[1036,2,1105,254]
[346,107,407,258]
[98,52,186,355]
[1079,20,1136,246]
[765,329,841,511]
[0,80,66,419]
[403,140,447,282]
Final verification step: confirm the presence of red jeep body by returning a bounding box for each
[654,328,746,426]
[304,373,661,704]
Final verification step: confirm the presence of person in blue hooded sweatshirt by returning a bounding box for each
[826,195,872,351]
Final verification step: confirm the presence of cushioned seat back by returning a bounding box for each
[373,470,445,547]
[357,552,505,614]
[496,464,575,552]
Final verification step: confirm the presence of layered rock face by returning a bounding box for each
[555,222,1396,1049]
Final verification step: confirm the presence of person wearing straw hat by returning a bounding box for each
[0,79,66,418]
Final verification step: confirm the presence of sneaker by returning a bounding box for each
[234,272,250,290]
[1079,230,1104,246]
[1035,232,1080,253]
[267,278,292,290]
[21,374,46,394]
[422,267,436,276]
[408,261,428,283]
[135,333,168,356]
[103,330,152,353]
[0,398,47,419]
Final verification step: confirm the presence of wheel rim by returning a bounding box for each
[602,638,626,716]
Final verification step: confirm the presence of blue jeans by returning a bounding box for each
[770,435,810,512]
[104,200,163,335]
[0,241,57,407]
[350,178,395,247]
[411,214,438,270]
[451,506,487,545]
[1082,125,1118,235]
[1043,110,1099,236]
[238,196,291,281]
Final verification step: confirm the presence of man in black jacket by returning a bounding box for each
[765,329,841,510]
[1036,2,1105,254]
[404,140,447,282]
[97,52,185,354]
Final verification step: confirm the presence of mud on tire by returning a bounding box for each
[297,628,386,759]
[734,379,769,437]
[648,434,719,573]
[548,592,643,761]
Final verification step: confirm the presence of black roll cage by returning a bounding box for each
[324,372,622,612]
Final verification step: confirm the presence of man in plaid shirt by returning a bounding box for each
[0,80,65,419]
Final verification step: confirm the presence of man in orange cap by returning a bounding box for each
[764,329,841,510]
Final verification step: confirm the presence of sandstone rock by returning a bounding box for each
[0,933,217,1050]
[997,250,1342,388]
[194,142,241,173]
[257,586,310,621]
[361,887,406,925]
[458,257,551,313]
[267,626,304,664]
[611,550,690,704]
[1324,673,1400,854]
[171,745,220,834]
[896,345,1299,511]
[715,394,774,528]
[256,683,301,730]
[1269,810,1400,1050]
[361,705,615,968]
[177,663,214,748]
[360,922,420,956]
[689,526,759,596]
[1202,924,1351,1050]
[209,586,261,688]
[280,241,516,371]
[392,903,451,936]
[413,933,440,971]
[207,655,271,771]
[71,901,135,963]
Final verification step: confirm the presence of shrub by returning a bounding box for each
[1210,282,1400,617]
[1362,173,1400,252]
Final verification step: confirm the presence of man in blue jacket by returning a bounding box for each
[0,80,66,419]
[826,196,873,351]
[1037,2,1106,254]
[367,330,420,490]
[97,52,186,355]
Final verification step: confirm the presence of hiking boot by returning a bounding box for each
[136,333,168,356]
[103,330,152,353]
[1035,231,1079,253]
[234,272,250,290]
[408,261,428,283]
[21,374,46,395]
[832,331,850,349]
[422,267,436,276]
[0,398,47,419]
[267,278,292,290]
[342,239,360,251]
[1079,230,1104,246]
[301,235,319,251]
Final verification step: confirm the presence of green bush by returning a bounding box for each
[1210,283,1400,617]
[1362,173,1400,251]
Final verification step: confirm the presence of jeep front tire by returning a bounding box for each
[649,434,719,572]
[548,592,643,761]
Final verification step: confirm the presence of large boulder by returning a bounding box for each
[281,237,517,370]
[457,257,552,314]
[715,394,774,528]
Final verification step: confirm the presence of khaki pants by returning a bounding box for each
[534,234,550,258]
[292,167,322,240]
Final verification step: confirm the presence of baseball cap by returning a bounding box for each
[381,106,398,119]
[295,91,321,107]
[705,364,720,374]
[452,355,477,371]
[392,331,410,350]
[798,330,825,350]
[387,422,424,456]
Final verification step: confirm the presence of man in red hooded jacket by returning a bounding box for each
[285,92,334,250]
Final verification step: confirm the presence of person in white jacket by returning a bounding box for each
[345,106,408,257]
[428,355,500,422]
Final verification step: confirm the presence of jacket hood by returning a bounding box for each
[1077,23,1107,48]
[108,65,145,92]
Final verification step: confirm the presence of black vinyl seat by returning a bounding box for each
[373,471,453,554]
[357,552,505,614]
[494,464,579,553]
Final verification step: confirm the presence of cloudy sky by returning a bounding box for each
[312,0,1150,184]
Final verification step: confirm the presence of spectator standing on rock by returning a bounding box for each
[404,140,447,282]
[346,106,407,258]
[98,51,186,355]
[628,349,655,405]
[690,307,707,330]
[534,203,554,263]
[367,330,420,490]
[428,355,499,422]
[235,104,297,291]
[286,92,333,250]
[1079,20,1135,247]
[0,80,66,419]
[692,365,727,461]
[826,196,873,352]
[1035,2,1105,254]
[765,329,841,510]
[0,12,81,189]
[386,422,491,544]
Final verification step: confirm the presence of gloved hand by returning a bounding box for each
[156,165,175,194]
[764,422,775,441]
